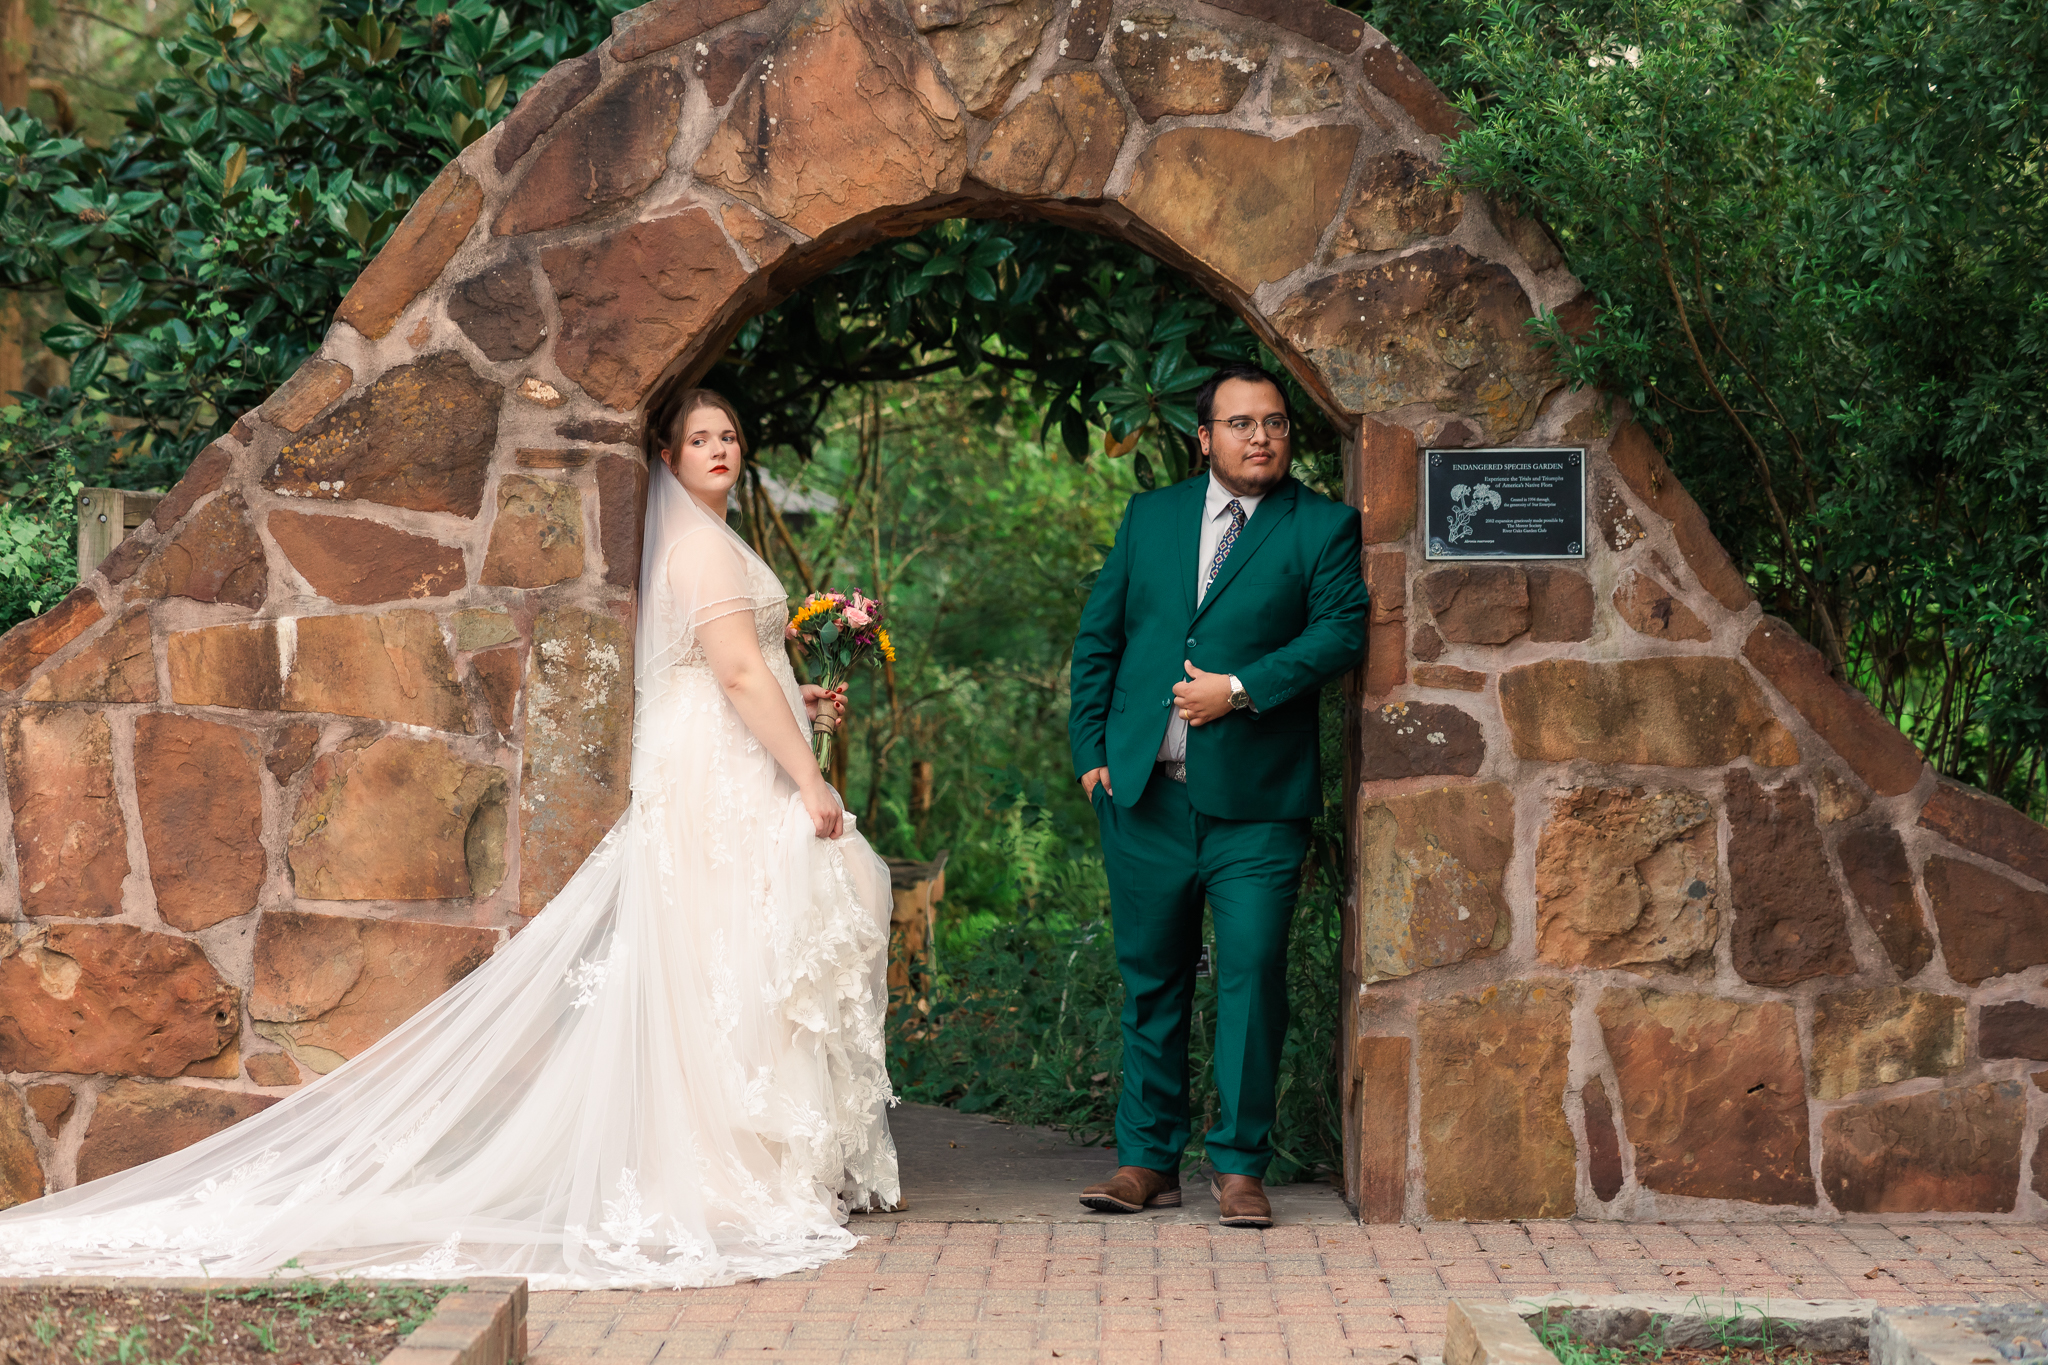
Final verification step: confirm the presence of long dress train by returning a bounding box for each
[0,460,900,1289]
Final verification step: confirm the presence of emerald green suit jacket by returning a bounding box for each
[1069,474,1370,821]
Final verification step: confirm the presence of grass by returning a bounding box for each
[1528,1297,1860,1365]
[0,1274,460,1365]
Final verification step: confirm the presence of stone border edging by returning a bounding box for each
[1447,1301,1553,1365]
[1452,1295,1890,1365]
[0,1274,527,1365]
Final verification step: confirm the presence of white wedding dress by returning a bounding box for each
[0,461,900,1288]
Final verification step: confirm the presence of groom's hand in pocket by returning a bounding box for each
[1081,767,1112,800]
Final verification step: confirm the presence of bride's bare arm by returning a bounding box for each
[694,610,845,839]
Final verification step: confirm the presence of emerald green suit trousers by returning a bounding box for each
[1070,474,1369,1177]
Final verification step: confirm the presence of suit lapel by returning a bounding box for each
[1175,476,1204,619]
[1192,478,1297,626]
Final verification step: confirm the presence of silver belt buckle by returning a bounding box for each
[1160,760,1187,784]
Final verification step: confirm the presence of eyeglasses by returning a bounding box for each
[1206,415,1291,439]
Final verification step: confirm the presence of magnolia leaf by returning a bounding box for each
[221,144,248,193]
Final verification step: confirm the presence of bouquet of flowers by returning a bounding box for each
[787,589,895,768]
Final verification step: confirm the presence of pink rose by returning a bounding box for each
[844,605,872,628]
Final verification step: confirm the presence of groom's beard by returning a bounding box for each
[1210,446,1289,498]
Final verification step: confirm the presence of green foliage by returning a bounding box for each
[1442,0,2048,810]
[0,0,630,488]
[0,400,109,623]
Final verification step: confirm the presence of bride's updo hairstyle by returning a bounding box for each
[655,387,748,475]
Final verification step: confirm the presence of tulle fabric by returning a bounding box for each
[0,460,900,1289]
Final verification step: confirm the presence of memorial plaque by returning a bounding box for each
[1424,447,1585,560]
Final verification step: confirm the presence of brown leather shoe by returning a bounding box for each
[1210,1174,1273,1228]
[1080,1165,1182,1213]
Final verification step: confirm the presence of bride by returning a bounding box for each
[0,390,901,1288]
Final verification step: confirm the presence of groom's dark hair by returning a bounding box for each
[1195,362,1292,428]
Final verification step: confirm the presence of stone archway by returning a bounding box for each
[4,0,2046,1222]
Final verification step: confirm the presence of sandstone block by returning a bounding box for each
[1607,423,1752,611]
[973,71,1125,199]
[251,909,498,1070]
[1365,550,1406,625]
[76,1080,278,1184]
[1063,0,1111,59]
[916,0,1057,116]
[134,714,264,932]
[167,618,281,711]
[268,352,499,515]
[267,722,321,784]
[269,511,465,605]
[1363,617,1404,696]
[693,26,773,106]
[260,358,354,433]
[0,1085,41,1209]
[0,586,102,691]
[496,64,685,237]
[1743,618,1924,797]
[1411,663,1484,692]
[1333,151,1460,256]
[452,608,519,653]
[1917,780,2048,885]
[1535,786,1718,971]
[1359,418,1417,543]
[492,52,600,173]
[1490,201,1565,274]
[245,1051,301,1087]
[1726,771,1857,986]
[520,607,634,914]
[1822,1079,2022,1214]
[1591,473,1645,552]
[1422,565,1527,644]
[151,444,235,539]
[557,416,639,445]
[596,455,648,591]
[1418,981,1575,1220]
[21,606,155,703]
[0,924,237,1076]
[181,1034,239,1079]
[337,167,484,339]
[695,0,969,241]
[171,611,471,731]
[1358,40,1461,137]
[26,1083,73,1132]
[1835,825,1934,978]
[1410,623,1444,662]
[1526,567,1593,642]
[1357,782,1511,980]
[1500,657,1799,768]
[1582,1078,1623,1203]
[1613,569,1710,642]
[1598,988,1813,1205]
[1272,56,1341,116]
[288,735,508,901]
[1353,1034,1409,1222]
[1208,0,1363,50]
[1277,248,1550,437]
[136,490,267,608]
[719,202,793,268]
[1122,125,1356,294]
[472,644,522,738]
[4,708,129,917]
[1112,8,1266,121]
[481,475,585,588]
[1357,700,1482,780]
[1979,1001,2048,1060]
[448,259,548,361]
[1810,987,1965,1100]
[1923,855,2048,986]
[543,209,751,410]
[610,0,770,62]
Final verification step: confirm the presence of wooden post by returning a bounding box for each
[882,850,949,1012]
[76,488,163,581]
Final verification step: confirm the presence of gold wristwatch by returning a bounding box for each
[1227,675,1251,710]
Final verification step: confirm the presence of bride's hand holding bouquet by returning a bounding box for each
[787,589,895,770]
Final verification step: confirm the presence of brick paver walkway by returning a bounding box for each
[527,1219,2048,1362]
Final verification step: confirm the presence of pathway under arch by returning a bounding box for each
[3,0,2044,1224]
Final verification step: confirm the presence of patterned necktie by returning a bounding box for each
[1205,500,1247,590]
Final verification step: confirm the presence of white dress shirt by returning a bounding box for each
[1159,472,1265,763]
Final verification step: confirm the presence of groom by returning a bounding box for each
[1069,363,1369,1228]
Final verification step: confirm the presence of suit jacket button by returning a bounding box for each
[1185,637,1196,648]
[1161,698,1169,708]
